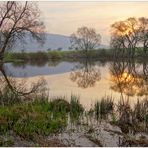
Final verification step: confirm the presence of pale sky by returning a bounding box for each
[38,2,148,45]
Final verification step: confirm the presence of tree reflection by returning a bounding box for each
[0,62,47,105]
[110,59,148,97]
[48,60,61,67]
[12,60,48,68]
[70,59,101,88]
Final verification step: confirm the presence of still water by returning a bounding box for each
[1,59,148,108]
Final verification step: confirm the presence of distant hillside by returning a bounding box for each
[11,33,109,52]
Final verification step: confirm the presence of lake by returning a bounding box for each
[1,59,148,108]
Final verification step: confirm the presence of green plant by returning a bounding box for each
[111,112,118,124]
[94,96,114,120]
[0,86,21,106]
[0,100,68,139]
[70,95,84,114]
[48,51,62,59]
[49,98,70,113]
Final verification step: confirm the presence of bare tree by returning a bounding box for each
[0,1,45,60]
[70,26,101,58]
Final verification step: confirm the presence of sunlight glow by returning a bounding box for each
[38,1,148,45]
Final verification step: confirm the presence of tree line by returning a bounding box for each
[0,1,148,60]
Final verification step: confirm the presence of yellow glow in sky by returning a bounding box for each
[38,2,148,45]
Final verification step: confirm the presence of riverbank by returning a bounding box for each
[0,94,148,146]
[3,50,112,65]
[3,49,148,64]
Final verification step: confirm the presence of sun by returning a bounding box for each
[111,71,134,83]
[121,72,133,82]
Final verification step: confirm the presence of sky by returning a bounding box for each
[38,1,148,45]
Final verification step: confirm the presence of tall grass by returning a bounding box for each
[133,98,148,132]
[1,92,148,142]
[69,95,84,124]
[0,85,21,106]
[93,96,114,120]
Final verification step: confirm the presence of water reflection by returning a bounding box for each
[3,61,79,77]
[70,59,101,88]
[110,59,148,97]
[11,60,61,69]
[0,62,47,105]
[12,60,48,68]
[1,59,148,107]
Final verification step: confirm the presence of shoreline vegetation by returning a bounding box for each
[3,48,148,64]
[0,90,148,146]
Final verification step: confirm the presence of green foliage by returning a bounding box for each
[3,49,115,63]
[48,51,62,59]
[1,94,148,138]
[3,48,148,63]
[69,95,84,122]
[111,112,118,124]
[94,96,114,119]
[4,51,49,62]
[0,100,67,138]
[13,112,65,138]
[70,95,84,114]
[133,98,148,124]
[49,98,70,113]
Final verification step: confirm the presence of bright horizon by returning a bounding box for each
[38,1,148,45]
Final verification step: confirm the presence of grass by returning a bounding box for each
[4,51,49,63]
[0,100,67,138]
[93,96,114,120]
[133,98,148,122]
[0,95,84,142]
[0,85,21,106]
[2,49,122,63]
[3,47,148,65]
[69,95,84,123]
[1,91,148,146]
